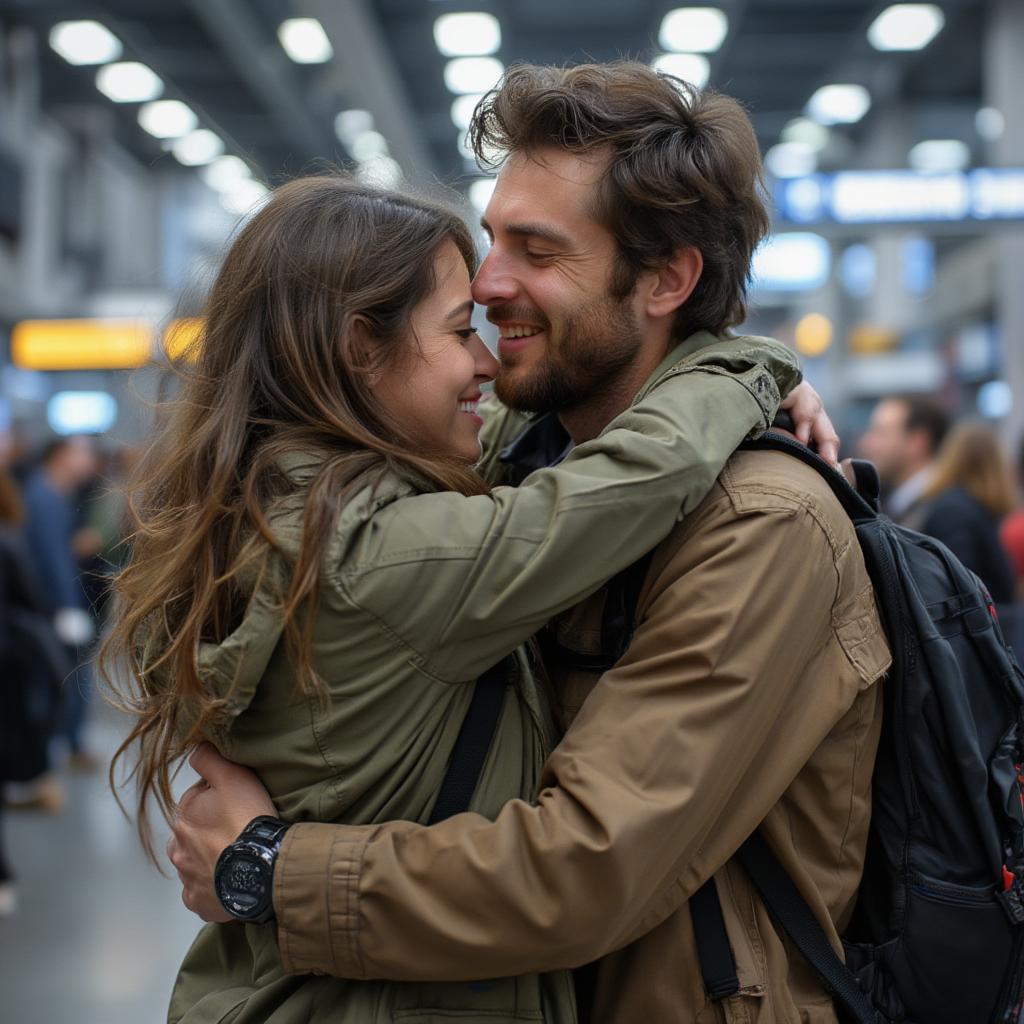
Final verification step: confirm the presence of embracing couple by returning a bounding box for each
[105,61,890,1023]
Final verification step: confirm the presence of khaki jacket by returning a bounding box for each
[167,333,797,1024]
[271,359,892,1022]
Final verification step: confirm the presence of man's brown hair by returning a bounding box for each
[469,61,770,338]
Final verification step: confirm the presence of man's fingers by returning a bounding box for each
[188,741,224,782]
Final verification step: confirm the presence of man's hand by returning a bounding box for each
[780,380,840,467]
[166,742,276,923]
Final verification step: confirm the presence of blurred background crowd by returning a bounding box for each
[1,0,1023,1021]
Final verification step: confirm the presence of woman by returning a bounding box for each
[919,420,1016,604]
[105,175,806,1022]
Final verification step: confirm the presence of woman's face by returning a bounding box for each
[375,240,499,462]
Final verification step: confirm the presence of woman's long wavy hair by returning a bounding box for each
[103,176,484,859]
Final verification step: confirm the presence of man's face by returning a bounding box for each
[858,399,914,488]
[473,147,644,414]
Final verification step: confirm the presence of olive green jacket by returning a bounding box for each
[167,333,798,1024]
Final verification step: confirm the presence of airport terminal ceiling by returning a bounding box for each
[0,0,991,188]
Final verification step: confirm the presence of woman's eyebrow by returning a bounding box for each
[445,300,475,321]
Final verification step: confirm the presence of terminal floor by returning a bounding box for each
[2,703,202,1024]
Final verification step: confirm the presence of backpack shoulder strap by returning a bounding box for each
[427,656,511,824]
[741,431,880,520]
[735,832,882,1023]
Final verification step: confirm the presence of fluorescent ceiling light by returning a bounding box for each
[334,109,374,146]
[976,107,1005,142]
[137,100,197,139]
[278,18,333,63]
[172,129,224,166]
[356,156,404,189]
[451,93,485,131]
[867,4,944,51]
[434,13,501,56]
[201,156,252,192]
[806,84,871,125]
[752,233,831,292]
[651,53,710,88]
[96,62,163,103]
[350,130,389,162]
[908,139,970,173]
[49,20,122,65]
[444,57,504,95]
[765,142,817,179]
[47,391,117,435]
[221,180,270,217]
[780,117,830,152]
[658,7,728,53]
[469,178,497,213]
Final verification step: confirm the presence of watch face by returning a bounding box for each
[216,849,270,919]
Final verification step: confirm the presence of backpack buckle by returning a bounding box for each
[997,866,1024,925]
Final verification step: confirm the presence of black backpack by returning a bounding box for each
[682,432,1024,1024]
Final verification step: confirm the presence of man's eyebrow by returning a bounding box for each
[445,300,475,321]
[479,217,573,249]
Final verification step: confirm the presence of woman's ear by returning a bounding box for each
[346,317,385,386]
[642,246,704,320]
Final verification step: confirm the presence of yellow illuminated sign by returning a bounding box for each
[794,313,834,358]
[12,319,153,370]
[163,317,204,361]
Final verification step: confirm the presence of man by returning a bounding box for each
[171,63,890,1022]
[858,394,950,527]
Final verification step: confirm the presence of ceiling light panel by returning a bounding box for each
[658,7,729,53]
[137,100,197,139]
[172,129,224,166]
[444,57,504,95]
[651,53,710,89]
[95,62,163,103]
[765,142,817,179]
[201,156,252,192]
[434,13,501,57]
[334,109,374,145]
[908,139,970,172]
[451,94,485,131]
[49,20,122,65]
[222,180,270,217]
[867,4,944,51]
[806,84,871,125]
[781,118,830,151]
[278,18,333,63]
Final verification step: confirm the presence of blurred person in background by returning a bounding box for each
[78,446,138,629]
[21,435,100,770]
[918,421,1016,605]
[999,435,1024,599]
[0,465,71,913]
[105,175,809,1023]
[858,394,951,527]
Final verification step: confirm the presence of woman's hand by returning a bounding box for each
[166,742,277,922]
[780,380,840,466]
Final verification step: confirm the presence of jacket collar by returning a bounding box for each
[499,330,726,475]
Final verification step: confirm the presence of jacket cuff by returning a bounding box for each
[274,822,379,978]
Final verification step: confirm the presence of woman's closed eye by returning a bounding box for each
[454,327,480,342]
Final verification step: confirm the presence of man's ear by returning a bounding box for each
[641,246,703,320]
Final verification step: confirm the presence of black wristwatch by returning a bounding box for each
[214,815,291,924]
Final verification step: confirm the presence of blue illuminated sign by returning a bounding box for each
[774,168,1024,226]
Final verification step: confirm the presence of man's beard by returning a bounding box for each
[494,294,644,415]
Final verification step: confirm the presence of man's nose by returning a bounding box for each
[472,248,517,307]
